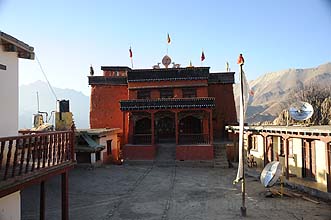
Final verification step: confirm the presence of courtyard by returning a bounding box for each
[22,165,331,220]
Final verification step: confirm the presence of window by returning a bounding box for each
[107,140,112,155]
[137,90,151,99]
[160,89,173,98]
[279,138,293,157]
[182,88,197,98]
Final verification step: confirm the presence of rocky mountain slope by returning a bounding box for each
[233,62,331,124]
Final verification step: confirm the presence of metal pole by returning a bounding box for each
[240,65,247,217]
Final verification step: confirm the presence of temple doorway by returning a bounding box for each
[155,111,175,143]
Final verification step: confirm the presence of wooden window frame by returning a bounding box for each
[160,88,174,98]
[182,88,197,98]
[137,90,151,99]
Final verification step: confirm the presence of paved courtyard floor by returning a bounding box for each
[22,165,331,220]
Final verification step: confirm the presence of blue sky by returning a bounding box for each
[1,0,331,95]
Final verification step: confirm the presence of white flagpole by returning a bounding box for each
[239,63,246,217]
[234,53,247,217]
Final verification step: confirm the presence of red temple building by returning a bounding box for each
[89,63,237,161]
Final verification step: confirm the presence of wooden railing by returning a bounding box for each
[178,133,210,145]
[132,134,152,145]
[0,131,74,181]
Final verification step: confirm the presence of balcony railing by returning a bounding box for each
[0,131,74,183]
[178,133,210,145]
[131,134,152,145]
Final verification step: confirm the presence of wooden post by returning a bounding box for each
[151,112,155,145]
[40,181,45,220]
[175,111,179,145]
[209,110,213,145]
[71,124,75,161]
[263,135,267,166]
[284,137,289,179]
[122,112,126,145]
[61,171,69,220]
[325,141,331,192]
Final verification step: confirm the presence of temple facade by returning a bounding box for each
[89,65,237,161]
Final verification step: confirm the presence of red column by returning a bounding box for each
[122,112,127,145]
[61,171,69,220]
[128,114,134,144]
[151,112,155,145]
[175,111,179,145]
[209,110,213,145]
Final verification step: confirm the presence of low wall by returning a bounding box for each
[176,145,213,160]
[123,145,156,160]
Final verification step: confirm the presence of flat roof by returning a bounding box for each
[226,125,331,136]
[76,128,122,136]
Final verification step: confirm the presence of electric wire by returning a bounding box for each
[35,55,58,101]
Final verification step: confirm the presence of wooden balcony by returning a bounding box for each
[0,130,75,198]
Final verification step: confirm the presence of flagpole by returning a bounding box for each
[130,58,133,69]
[239,63,247,217]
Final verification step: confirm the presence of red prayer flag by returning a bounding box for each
[201,51,205,62]
[129,47,133,58]
[237,53,244,65]
[167,33,171,44]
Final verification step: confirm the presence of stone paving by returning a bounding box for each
[21,165,331,220]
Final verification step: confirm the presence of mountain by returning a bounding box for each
[234,62,331,124]
[19,81,90,129]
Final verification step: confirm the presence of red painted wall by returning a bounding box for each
[208,84,237,139]
[123,145,156,160]
[128,80,208,99]
[90,85,128,129]
[176,145,214,160]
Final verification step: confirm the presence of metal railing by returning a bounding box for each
[178,133,210,145]
[132,134,152,145]
[0,131,74,181]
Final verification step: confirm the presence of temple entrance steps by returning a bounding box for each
[213,143,229,168]
[155,143,176,167]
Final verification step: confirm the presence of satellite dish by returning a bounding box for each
[260,161,282,187]
[289,101,314,121]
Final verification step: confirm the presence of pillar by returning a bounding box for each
[61,171,69,220]
[175,111,179,145]
[263,135,267,166]
[284,137,289,179]
[151,112,155,145]
[128,114,134,144]
[325,141,331,192]
[209,110,213,145]
[122,112,127,144]
[91,153,96,164]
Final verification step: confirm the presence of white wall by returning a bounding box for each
[0,47,19,137]
[0,191,20,220]
[315,140,327,185]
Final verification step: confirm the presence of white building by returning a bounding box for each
[0,31,35,220]
[0,31,75,220]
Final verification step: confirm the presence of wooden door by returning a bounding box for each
[302,140,316,180]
